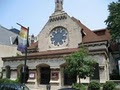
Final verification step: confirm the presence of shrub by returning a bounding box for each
[72,83,86,90]
[103,81,116,90]
[88,81,100,90]
[0,78,19,84]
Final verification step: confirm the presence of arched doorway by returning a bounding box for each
[91,63,100,80]
[61,63,77,85]
[5,65,11,78]
[36,64,50,84]
[64,72,77,85]
[17,64,23,79]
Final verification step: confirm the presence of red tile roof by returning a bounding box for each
[93,29,111,41]
[71,17,111,43]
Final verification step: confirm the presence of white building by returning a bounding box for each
[0,25,19,77]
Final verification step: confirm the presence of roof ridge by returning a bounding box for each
[0,25,9,30]
[0,25,18,35]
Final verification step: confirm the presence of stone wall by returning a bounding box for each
[38,13,82,51]
[0,44,17,72]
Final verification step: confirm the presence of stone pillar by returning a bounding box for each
[60,67,64,86]
[36,66,40,85]
[35,70,38,86]
[10,70,17,80]
[99,65,106,83]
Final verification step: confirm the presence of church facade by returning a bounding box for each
[2,0,112,90]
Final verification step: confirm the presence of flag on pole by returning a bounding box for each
[17,26,28,53]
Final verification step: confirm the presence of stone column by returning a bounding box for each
[35,70,38,86]
[60,67,64,86]
[99,65,106,83]
[36,66,40,85]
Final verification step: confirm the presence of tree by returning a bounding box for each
[64,46,96,84]
[105,1,120,39]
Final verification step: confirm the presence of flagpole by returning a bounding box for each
[23,27,29,84]
[16,23,27,29]
[24,27,29,67]
[16,23,29,85]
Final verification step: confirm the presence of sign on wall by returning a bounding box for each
[29,72,35,79]
[51,71,59,81]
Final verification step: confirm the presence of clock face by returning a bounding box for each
[50,27,68,46]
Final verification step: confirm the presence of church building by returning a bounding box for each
[2,0,112,90]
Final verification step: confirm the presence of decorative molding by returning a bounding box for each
[49,15,67,22]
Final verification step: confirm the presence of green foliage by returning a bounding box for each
[103,81,116,90]
[88,81,100,90]
[64,46,97,83]
[105,1,120,39]
[0,78,20,84]
[72,83,86,90]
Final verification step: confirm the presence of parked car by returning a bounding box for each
[0,83,30,90]
[58,88,79,90]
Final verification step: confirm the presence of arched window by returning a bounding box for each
[91,63,100,80]
[5,65,11,78]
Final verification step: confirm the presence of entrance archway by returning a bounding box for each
[36,64,50,84]
[64,72,77,85]
[61,63,77,85]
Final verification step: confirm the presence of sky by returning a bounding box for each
[0,0,118,36]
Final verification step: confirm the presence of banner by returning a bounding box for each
[17,26,28,52]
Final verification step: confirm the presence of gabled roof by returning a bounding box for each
[71,17,110,43]
[0,25,18,45]
[9,28,20,34]
[27,17,111,51]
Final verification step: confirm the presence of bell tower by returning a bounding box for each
[55,0,63,12]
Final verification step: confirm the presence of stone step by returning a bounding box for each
[26,84,61,90]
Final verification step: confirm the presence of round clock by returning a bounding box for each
[50,26,68,46]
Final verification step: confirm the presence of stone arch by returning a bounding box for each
[60,63,66,67]
[17,64,23,79]
[17,64,29,79]
[60,62,77,85]
[36,63,50,68]
[5,65,11,79]
[91,63,100,80]
[36,63,50,85]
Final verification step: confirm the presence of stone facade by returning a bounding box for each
[2,0,112,90]
[0,44,17,73]
[38,12,82,51]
